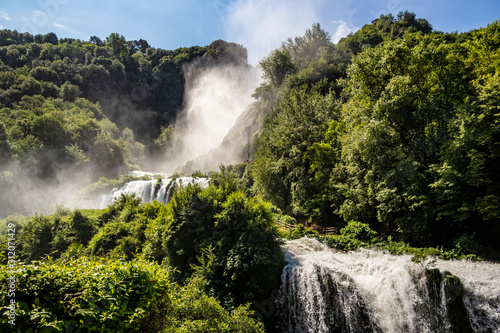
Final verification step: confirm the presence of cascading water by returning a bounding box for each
[96,172,210,208]
[437,258,500,332]
[276,238,500,333]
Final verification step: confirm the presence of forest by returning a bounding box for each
[0,11,499,332]
[0,30,249,215]
[251,12,500,255]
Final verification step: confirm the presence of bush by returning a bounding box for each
[87,221,131,256]
[15,210,98,261]
[18,215,54,261]
[0,257,171,332]
[0,258,265,332]
[340,221,377,242]
[287,224,319,240]
[324,235,364,251]
[453,234,481,256]
[146,171,284,309]
[163,276,265,332]
[279,214,296,225]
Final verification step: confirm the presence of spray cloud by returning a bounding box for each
[223,0,324,65]
[161,59,261,172]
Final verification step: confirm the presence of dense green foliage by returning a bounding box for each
[0,258,264,332]
[0,169,282,330]
[284,221,482,261]
[0,30,247,140]
[251,13,500,255]
[145,169,284,308]
[0,29,249,217]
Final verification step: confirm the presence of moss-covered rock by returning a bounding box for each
[425,269,473,333]
[442,271,473,333]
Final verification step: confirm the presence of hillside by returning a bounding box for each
[247,12,500,254]
[0,31,249,216]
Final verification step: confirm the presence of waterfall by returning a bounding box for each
[276,238,500,333]
[96,175,210,208]
[437,258,500,332]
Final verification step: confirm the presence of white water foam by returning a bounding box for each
[96,175,210,209]
[278,237,500,333]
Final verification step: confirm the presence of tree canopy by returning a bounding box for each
[250,14,500,254]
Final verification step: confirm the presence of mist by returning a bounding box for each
[159,59,261,172]
[222,0,359,65]
[0,1,361,218]
[0,160,96,218]
[155,0,360,173]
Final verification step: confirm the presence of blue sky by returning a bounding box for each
[0,0,498,65]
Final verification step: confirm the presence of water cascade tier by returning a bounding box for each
[276,238,500,333]
[97,173,209,208]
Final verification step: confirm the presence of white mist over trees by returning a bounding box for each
[0,32,254,217]
[223,0,359,65]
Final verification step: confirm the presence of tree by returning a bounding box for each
[260,49,296,87]
[0,122,11,165]
[428,24,500,246]
[30,66,60,82]
[253,83,337,217]
[59,81,81,102]
[146,171,284,309]
[106,33,127,58]
[285,23,332,69]
[339,32,470,241]
[135,39,150,53]
[89,35,104,46]
[19,215,54,261]
[42,32,58,45]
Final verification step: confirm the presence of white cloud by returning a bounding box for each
[0,9,11,21]
[51,21,82,37]
[331,20,360,43]
[223,0,325,65]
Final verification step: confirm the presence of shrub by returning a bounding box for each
[146,172,284,309]
[0,257,171,332]
[87,221,130,256]
[279,214,296,225]
[324,235,364,251]
[163,276,265,332]
[453,234,481,255]
[0,258,265,332]
[18,215,54,261]
[287,224,319,240]
[340,221,377,242]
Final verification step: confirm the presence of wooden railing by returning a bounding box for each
[324,227,337,235]
[276,219,295,230]
[276,219,337,235]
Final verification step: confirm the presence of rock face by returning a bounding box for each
[426,269,473,333]
[179,101,267,173]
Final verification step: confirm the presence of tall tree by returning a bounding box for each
[339,33,470,240]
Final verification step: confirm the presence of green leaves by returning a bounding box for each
[253,84,337,218]
[260,49,296,87]
[251,17,500,252]
[147,174,283,309]
[338,32,471,239]
[0,257,253,332]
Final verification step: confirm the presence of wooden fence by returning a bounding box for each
[277,219,337,235]
[276,219,296,230]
